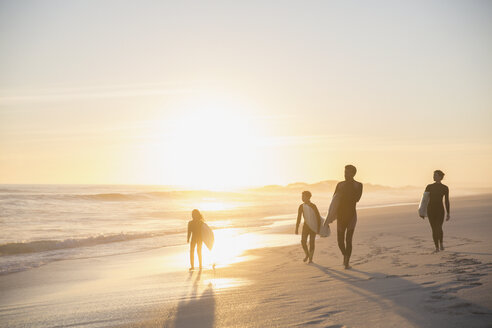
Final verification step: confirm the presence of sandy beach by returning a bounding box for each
[1,194,491,328]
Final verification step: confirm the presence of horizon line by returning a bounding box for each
[1,181,490,192]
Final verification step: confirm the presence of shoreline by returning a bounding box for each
[2,193,491,277]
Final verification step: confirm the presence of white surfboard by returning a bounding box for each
[319,218,331,238]
[303,203,320,233]
[326,193,341,224]
[418,192,430,218]
[201,222,214,251]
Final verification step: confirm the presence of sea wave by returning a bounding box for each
[70,191,203,201]
[0,192,175,202]
[74,192,152,201]
[0,230,182,256]
[0,188,25,193]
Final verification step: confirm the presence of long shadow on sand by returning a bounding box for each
[312,263,491,327]
[170,270,215,328]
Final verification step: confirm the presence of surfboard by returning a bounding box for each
[303,203,320,233]
[418,192,430,218]
[326,193,341,224]
[319,218,331,238]
[201,222,214,251]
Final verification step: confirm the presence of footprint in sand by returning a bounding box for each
[307,305,325,312]
[421,281,436,285]
[302,319,324,325]
[447,302,472,309]
[316,311,342,318]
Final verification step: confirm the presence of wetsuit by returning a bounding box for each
[334,180,363,262]
[425,183,450,249]
[187,219,203,268]
[296,202,321,260]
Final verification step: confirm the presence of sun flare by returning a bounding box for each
[196,201,235,211]
[142,98,264,190]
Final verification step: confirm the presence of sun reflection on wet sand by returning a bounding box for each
[200,228,298,269]
[204,277,247,290]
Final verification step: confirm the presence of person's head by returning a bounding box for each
[192,209,203,221]
[302,190,312,203]
[433,170,445,182]
[344,164,357,180]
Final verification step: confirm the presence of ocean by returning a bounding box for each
[0,184,293,275]
[0,183,426,275]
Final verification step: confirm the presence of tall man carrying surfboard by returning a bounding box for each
[334,165,363,269]
[295,191,321,263]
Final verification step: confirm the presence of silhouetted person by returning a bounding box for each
[187,209,204,271]
[295,191,321,263]
[420,170,450,252]
[334,165,363,269]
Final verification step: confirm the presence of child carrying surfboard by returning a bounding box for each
[187,209,204,271]
[187,209,214,271]
[295,191,321,263]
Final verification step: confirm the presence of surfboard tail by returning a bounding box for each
[319,218,331,237]
[201,222,214,251]
[418,192,430,218]
[326,193,340,223]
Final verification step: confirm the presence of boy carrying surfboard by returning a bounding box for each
[295,191,321,263]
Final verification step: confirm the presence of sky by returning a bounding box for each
[0,0,491,190]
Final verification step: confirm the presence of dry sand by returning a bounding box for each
[1,195,491,327]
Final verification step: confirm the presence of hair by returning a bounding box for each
[345,164,357,177]
[434,170,445,179]
[191,209,204,221]
[302,190,312,199]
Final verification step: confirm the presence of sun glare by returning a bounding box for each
[143,97,264,190]
[204,229,261,267]
[196,201,235,211]
[200,229,298,268]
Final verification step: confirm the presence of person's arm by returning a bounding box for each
[334,182,340,196]
[445,186,450,220]
[187,221,192,243]
[355,182,363,202]
[295,205,303,234]
[312,204,321,233]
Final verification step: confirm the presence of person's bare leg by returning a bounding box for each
[428,215,440,252]
[337,228,347,266]
[344,229,355,269]
[197,242,203,270]
[189,241,196,270]
[301,226,310,262]
[308,232,315,263]
[438,216,444,251]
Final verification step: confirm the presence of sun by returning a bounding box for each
[142,97,264,190]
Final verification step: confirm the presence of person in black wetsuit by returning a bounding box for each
[295,191,321,263]
[187,209,204,271]
[334,165,363,269]
[421,170,450,252]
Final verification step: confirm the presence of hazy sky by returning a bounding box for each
[1,0,491,189]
